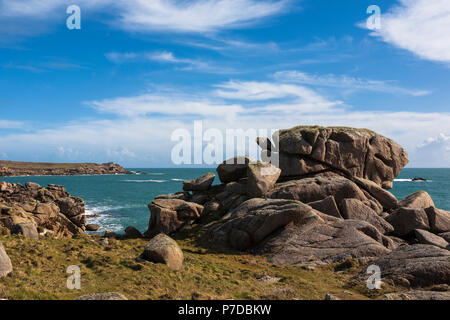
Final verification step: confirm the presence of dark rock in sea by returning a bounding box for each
[86,224,100,232]
[412,177,427,182]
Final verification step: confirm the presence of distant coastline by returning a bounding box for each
[0,160,132,176]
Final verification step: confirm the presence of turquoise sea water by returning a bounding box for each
[2,168,449,234]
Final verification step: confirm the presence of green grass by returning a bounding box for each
[0,232,403,300]
[0,160,99,170]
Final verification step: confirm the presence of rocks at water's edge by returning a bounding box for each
[0,182,86,237]
[144,125,450,290]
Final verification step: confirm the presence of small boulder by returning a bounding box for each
[308,196,342,219]
[340,199,394,234]
[142,234,184,270]
[414,229,449,249]
[425,207,450,233]
[76,292,128,300]
[0,242,12,278]
[183,173,215,192]
[11,222,39,239]
[125,226,142,238]
[86,224,100,232]
[246,161,281,198]
[217,156,254,183]
[398,191,435,209]
[25,182,41,190]
[385,207,430,237]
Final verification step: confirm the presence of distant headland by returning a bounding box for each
[0,160,131,177]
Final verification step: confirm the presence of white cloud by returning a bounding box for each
[366,0,450,63]
[414,133,450,167]
[0,119,24,129]
[274,70,431,96]
[0,0,288,37]
[105,51,236,74]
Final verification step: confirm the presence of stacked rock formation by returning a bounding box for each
[0,182,86,238]
[146,126,450,289]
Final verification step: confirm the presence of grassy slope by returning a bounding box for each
[0,231,400,300]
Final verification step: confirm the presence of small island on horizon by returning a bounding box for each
[0,160,132,177]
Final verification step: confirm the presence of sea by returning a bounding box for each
[2,168,449,234]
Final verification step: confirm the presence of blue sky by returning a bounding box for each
[0,0,449,167]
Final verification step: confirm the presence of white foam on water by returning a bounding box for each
[122,179,167,183]
[171,178,184,181]
[84,204,139,233]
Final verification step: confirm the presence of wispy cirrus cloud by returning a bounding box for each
[364,0,450,63]
[274,70,431,96]
[0,0,289,40]
[105,51,236,74]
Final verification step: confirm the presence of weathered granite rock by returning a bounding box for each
[340,199,394,234]
[86,224,100,232]
[0,183,86,237]
[146,199,204,235]
[246,162,281,198]
[183,173,215,192]
[11,222,39,239]
[439,232,450,242]
[212,199,323,250]
[352,177,398,210]
[414,229,449,249]
[307,196,342,219]
[366,244,450,287]
[267,175,368,205]
[382,291,450,300]
[263,219,392,265]
[385,207,430,237]
[398,191,435,209]
[217,156,254,183]
[0,241,12,277]
[425,207,450,234]
[271,126,408,188]
[142,233,184,270]
[124,226,142,238]
[76,292,128,300]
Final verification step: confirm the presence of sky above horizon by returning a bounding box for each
[0,0,449,167]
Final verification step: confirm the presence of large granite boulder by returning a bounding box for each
[11,222,39,239]
[366,244,450,287]
[425,207,450,233]
[352,177,398,210]
[246,162,281,198]
[183,173,215,192]
[414,229,449,249]
[217,156,254,183]
[266,175,368,205]
[263,126,408,189]
[398,191,435,209]
[307,196,342,219]
[263,219,392,265]
[212,199,323,250]
[146,198,204,236]
[142,233,184,270]
[340,199,394,234]
[0,241,12,277]
[385,207,430,236]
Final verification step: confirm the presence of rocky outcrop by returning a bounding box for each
[0,160,131,177]
[364,244,450,287]
[145,125,449,294]
[259,126,409,189]
[0,241,12,277]
[146,198,204,236]
[183,173,215,192]
[0,182,86,237]
[141,233,184,270]
[382,291,450,300]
